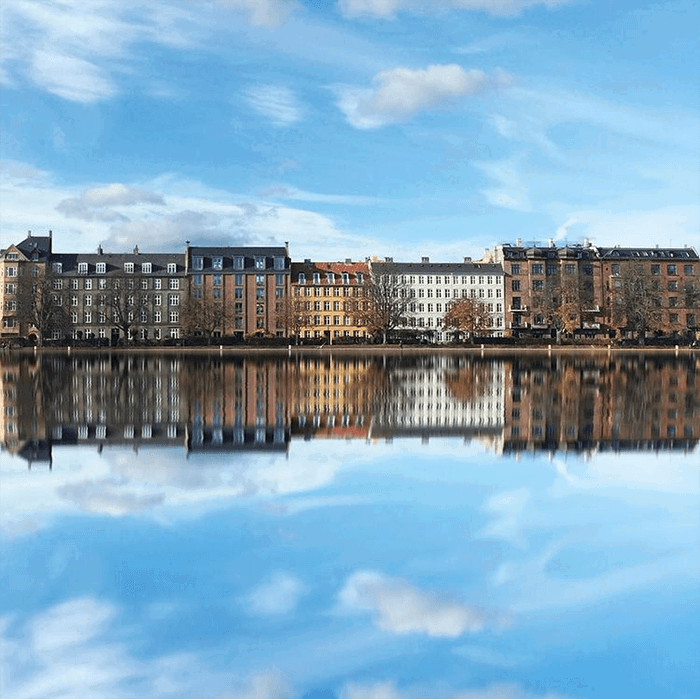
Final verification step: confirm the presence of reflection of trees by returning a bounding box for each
[443,359,494,403]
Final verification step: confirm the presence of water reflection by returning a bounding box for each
[2,352,698,464]
[1,351,698,699]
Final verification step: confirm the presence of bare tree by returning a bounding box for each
[15,267,70,345]
[531,275,582,343]
[442,298,489,343]
[180,295,231,344]
[275,295,310,344]
[350,264,411,343]
[607,265,663,344]
[108,275,146,343]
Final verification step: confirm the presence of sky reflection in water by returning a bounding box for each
[1,353,698,699]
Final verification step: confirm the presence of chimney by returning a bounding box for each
[345,258,352,264]
[28,230,32,238]
[133,245,139,254]
[548,238,555,248]
[515,238,522,247]
[385,257,393,263]
[421,256,429,263]
[49,229,53,239]
[463,256,471,262]
[97,245,103,255]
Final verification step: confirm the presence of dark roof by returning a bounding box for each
[51,252,185,273]
[15,236,52,258]
[597,247,699,260]
[188,246,287,256]
[372,261,504,276]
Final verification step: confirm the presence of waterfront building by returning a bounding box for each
[370,257,506,341]
[290,260,370,341]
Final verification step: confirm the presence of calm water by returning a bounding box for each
[1,351,698,699]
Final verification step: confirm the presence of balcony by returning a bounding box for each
[509,305,528,313]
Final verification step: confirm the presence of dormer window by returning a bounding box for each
[255,256,265,270]
[52,262,63,274]
[212,256,223,270]
[312,272,320,285]
[326,273,335,284]
[298,273,306,284]
[192,256,203,271]
[167,263,177,274]
[356,272,364,284]
[234,256,244,270]
[78,262,88,274]
[124,262,134,273]
[274,256,284,270]
[142,262,152,273]
[342,273,349,285]
[96,262,106,274]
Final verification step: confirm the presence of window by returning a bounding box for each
[192,256,203,271]
[356,273,364,284]
[611,263,620,276]
[168,278,179,290]
[565,264,575,274]
[234,256,244,270]
[510,264,520,275]
[313,273,320,285]
[668,280,678,291]
[687,314,696,327]
[84,311,92,324]
[5,266,17,277]
[154,295,162,306]
[213,288,222,299]
[169,294,179,306]
[546,265,557,276]
[212,256,223,270]
[582,264,593,275]
[53,262,63,274]
[169,311,179,323]
[651,264,660,275]
[342,273,349,285]
[256,288,265,299]
[124,262,134,273]
[193,274,203,286]
[167,263,177,274]
[667,264,677,275]
[255,256,265,270]
[532,280,544,291]
[142,262,152,273]
[85,295,92,306]
[326,272,335,284]
[96,262,106,274]
[274,256,284,270]
[154,311,162,323]
[531,264,543,275]
[256,303,265,315]
[170,327,180,339]
[154,279,162,290]
[72,278,80,289]
[235,287,243,299]
[53,279,63,290]
[84,278,93,290]
[512,280,520,291]
[684,264,694,275]
[276,273,284,286]
[213,274,222,287]
[71,295,78,306]
[669,313,679,324]
[298,273,306,284]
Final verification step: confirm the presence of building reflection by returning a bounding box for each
[1,351,697,466]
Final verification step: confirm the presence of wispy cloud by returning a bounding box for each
[473,156,531,211]
[338,0,576,20]
[245,572,305,616]
[338,570,492,637]
[244,84,304,126]
[337,64,512,129]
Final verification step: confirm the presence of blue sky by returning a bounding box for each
[2,440,699,699]
[1,0,698,261]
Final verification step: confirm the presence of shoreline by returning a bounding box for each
[4,344,699,358]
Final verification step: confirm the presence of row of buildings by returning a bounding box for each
[3,353,697,464]
[1,232,698,344]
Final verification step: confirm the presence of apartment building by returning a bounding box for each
[290,260,369,341]
[371,258,506,341]
[186,244,290,338]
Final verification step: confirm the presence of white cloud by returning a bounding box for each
[245,572,305,616]
[479,488,530,545]
[56,184,165,223]
[244,85,304,126]
[0,0,294,103]
[340,680,574,699]
[339,0,574,19]
[337,64,512,129]
[339,570,488,637]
